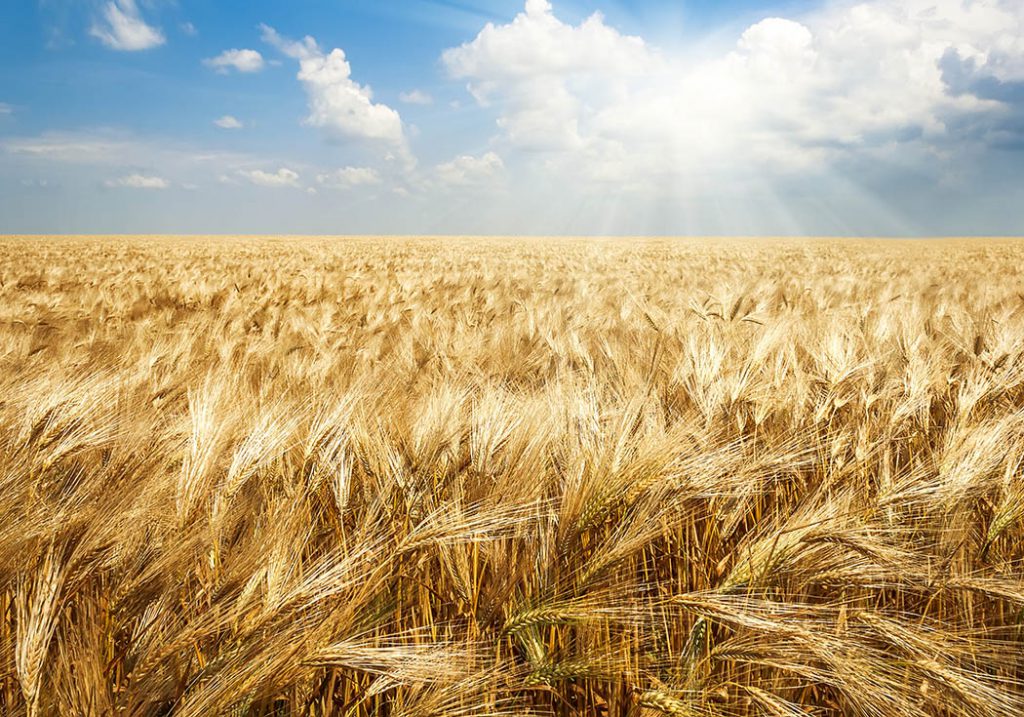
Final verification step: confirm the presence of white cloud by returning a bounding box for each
[399,90,434,105]
[2,131,253,170]
[203,49,265,74]
[316,166,382,189]
[436,151,504,186]
[260,24,406,147]
[214,115,244,129]
[444,0,653,82]
[181,22,197,37]
[442,0,1024,185]
[442,0,653,151]
[90,0,164,51]
[0,103,11,116]
[258,24,319,61]
[2,129,322,198]
[104,174,170,189]
[6,135,134,163]
[238,168,301,188]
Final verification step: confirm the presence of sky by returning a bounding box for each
[0,0,1022,236]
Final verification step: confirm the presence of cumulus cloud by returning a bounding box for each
[238,168,301,188]
[203,49,265,74]
[444,0,652,82]
[260,24,406,147]
[939,41,1024,148]
[443,0,654,151]
[90,0,164,51]
[214,115,244,129]
[442,0,1024,185]
[104,174,169,189]
[436,151,504,186]
[316,166,382,189]
[399,90,433,105]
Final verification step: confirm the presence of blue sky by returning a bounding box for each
[1,0,1022,235]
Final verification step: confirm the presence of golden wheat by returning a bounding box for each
[1,235,1023,716]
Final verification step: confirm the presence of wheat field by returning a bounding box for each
[2,236,1024,716]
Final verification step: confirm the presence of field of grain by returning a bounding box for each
[2,236,1024,716]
